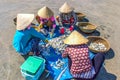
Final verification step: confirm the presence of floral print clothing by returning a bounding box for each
[36,16,56,32]
[39,16,56,30]
[58,11,77,26]
[62,44,95,78]
[56,11,77,34]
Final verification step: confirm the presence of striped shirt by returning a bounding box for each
[73,67,95,78]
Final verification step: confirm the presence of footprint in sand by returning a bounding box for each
[97,25,114,39]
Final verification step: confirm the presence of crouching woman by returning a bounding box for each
[12,14,48,56]
[35,6,57,38]
[57,2,77,34]
[62,31,105,80]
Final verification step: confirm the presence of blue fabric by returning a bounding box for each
[58,58,73,80]
[38,28,96,80]
[40,47,95,80]
[41,50,73,80]
[35,24,61,39]
[89,51,95,60]
[47,25,61,39]
[12,27,46,55]
[63,24,71,28]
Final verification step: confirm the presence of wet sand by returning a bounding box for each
[0,0,120,80]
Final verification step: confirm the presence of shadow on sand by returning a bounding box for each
[79,30,100,37]
[77,17,89,22]
[104,48,115,59]
[95,66,117,80]
[95,48,116,80]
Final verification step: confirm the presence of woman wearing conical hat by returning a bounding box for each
[62,30,105,79]
[35,6,57,38]
[56,2,77,34]
[12,14,48,56]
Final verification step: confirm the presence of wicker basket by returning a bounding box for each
[78,22,97,33]
[87,36,110,53]
[13,17,17,25]
[75,12,86,21]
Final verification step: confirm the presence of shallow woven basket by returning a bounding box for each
[75,12,86,20]
[13,17,17,25]
[75,12,86,21]
[78,22,97,33]
[87,36,110,53]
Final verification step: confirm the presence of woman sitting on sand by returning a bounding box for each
[12,14,48,55]
[35,6,57,38]
[56,2,77,34]
[62,30,105,80]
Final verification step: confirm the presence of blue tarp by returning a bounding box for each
[41,49,72,80]
[40,45,95,80]
[39,27,95,80]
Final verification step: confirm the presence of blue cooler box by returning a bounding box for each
[20,56,45,80]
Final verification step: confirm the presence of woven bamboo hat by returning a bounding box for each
[64,30,88,45]
[16,14,34,30]
[37,6,54,18]
[59,2,74,13]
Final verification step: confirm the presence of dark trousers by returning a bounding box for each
[92,53,105,79]
[70,53,105,80]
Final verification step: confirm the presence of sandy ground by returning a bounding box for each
[0,0,120,80]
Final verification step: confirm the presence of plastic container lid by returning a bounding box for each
[20,56,44,75]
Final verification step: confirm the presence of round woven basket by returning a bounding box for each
[13,17,17,25]
[75,12,86,21]
[87,36,110,53]
[78,22,97,33]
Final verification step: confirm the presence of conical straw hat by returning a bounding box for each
[16,14,34,30]
[59,2,74,13]
[64,30,88,45]
[37,6,54,18]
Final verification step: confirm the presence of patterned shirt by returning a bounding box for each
[58,11,77,26]
[62,44,95,78]
[35,16,56,32]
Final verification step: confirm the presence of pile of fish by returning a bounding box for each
[48,35,68,53]
[51,59,65,69]
[89,42,107,51]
